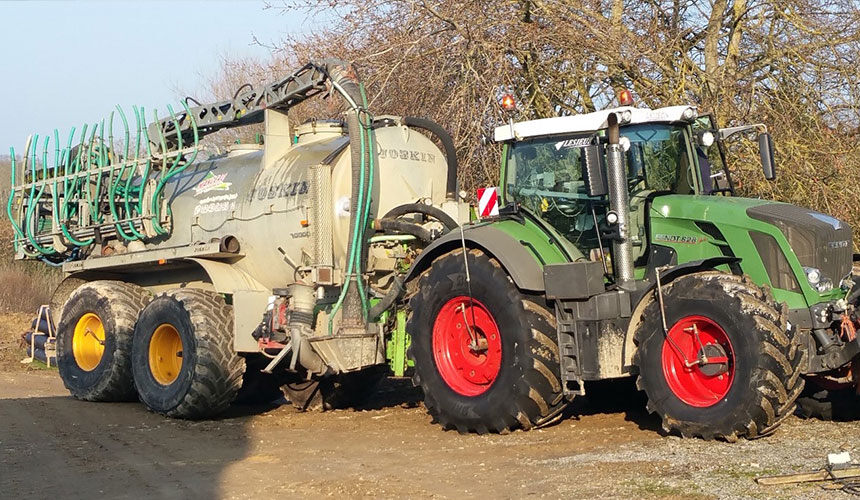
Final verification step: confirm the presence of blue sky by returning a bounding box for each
[0,1,320,152]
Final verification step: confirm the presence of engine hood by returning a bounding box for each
[746,202,853,283]
[652,194,853,284]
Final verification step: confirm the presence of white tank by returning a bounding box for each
[157,121,450,289]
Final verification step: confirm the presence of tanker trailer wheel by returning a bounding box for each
[633,272,805,441]
[407,248,566,434]
[131,289,245,419]
[57,281,151,401]
[281,366,389,411]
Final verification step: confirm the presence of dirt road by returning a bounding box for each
[2,312,859,499]
[2,365,859,500]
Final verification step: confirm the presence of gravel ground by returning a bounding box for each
[2,313,860,499]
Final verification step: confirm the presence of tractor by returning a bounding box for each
[404,97,859,439]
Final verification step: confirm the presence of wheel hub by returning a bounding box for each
[72,312,105,372]
[661,315,735,407]
[697,343,729,377]
[149,324,183,386]
[432,296,502,396]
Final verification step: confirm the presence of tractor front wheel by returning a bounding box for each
[634,272,805,440]
[407,248,565,433]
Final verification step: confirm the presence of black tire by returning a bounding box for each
[132,289,245,419]
[407,248,566,434]
[57,280,150,402]
[50,276,86,327]
[281,366,388,411]
[634,272,805,441]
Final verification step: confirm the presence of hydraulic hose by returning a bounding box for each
[382,203,458,232]
[367,276,405,321]
[402,116,458,201]
[373,218,433,244]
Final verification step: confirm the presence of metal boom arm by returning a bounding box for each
[149,59,350,147]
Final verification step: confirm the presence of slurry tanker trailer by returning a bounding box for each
[7,60,466,416]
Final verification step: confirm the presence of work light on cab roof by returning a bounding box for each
[617,88,634,106]
[500,94,516,112]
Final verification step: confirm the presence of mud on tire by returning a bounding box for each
[132,289,245,419]
[407,248,566,434]
[57,280,151,402]
[634,272,805,440]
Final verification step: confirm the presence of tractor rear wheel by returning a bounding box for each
[407,248,565,433]
[57,281,150,401]
[634,272,805,440]
[131,289,245,419]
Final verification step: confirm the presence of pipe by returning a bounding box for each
[287,284,328,374]
[606,113,634,290]
[382,203,458,231]
[402,117,458,201]
[368,276,405,321]
[373,218,433,244]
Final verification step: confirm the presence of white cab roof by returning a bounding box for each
[493,105,697,142]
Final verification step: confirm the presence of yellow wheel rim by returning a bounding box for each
[72,313,105,371]
[149,324,183,385]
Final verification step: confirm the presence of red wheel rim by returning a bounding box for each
[661,315,735,407]
[432,296,502,396]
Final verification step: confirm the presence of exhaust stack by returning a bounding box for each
[606,113,634,290]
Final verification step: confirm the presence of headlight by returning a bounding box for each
[804,267,833,292]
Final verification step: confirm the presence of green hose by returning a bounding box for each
[327,80,377,331]
[6,147,37,257]
[24,135,56,255]
[60,126,94,246]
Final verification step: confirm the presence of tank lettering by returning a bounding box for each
[249,181,310,202]
[194,193,238,216]
[378,148,436,164]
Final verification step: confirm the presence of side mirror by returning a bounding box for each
[582,144,608,197]
[758,132,776,180]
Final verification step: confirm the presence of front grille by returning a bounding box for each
[747,204,852,284]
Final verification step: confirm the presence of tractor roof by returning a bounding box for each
[493,105,698,142]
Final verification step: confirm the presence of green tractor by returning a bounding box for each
[404,101,859,439]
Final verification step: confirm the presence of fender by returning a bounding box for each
[405,224,550,291]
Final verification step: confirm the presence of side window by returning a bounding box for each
[623,125,692,193]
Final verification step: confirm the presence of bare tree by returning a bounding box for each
[209,0,860,237]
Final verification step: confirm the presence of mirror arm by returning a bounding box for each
[718,123,768,140]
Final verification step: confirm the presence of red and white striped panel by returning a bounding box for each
[477,187,500,218]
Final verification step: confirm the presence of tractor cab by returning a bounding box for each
[496,105,763,268]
